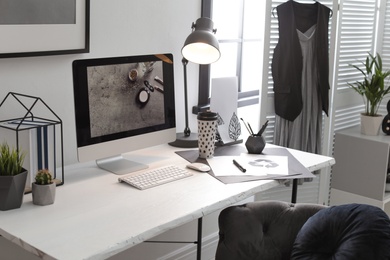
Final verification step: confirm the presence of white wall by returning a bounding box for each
[0,0,201,165]
[0,1,225,259]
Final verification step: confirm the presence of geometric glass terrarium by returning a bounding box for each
[0,92,64,193]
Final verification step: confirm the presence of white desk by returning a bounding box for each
[0,144,334,260]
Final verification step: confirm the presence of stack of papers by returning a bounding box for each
[175,146,315,184]
[208,154,288,177]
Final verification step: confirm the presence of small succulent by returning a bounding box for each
[35,169,53,185]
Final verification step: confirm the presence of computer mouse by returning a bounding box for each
[186,163,211,172]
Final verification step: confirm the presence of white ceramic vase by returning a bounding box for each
[361,114,383,135]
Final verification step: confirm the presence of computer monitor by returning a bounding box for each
[72,53,176,175]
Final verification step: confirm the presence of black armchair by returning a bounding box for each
[216,200,390,260]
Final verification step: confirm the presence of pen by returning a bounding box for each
[247,123,255,136]
[240,118,253,136]
[233,159,246,173]
[257,120,269,136]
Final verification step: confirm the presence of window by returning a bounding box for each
[195,0,266,113]
[204,0,390,142]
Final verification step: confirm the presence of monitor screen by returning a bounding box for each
[72,53,176,174]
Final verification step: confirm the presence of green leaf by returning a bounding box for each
[0,142,26,176]
[348,53,390,116]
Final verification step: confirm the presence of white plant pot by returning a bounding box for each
[361,114,383,135]
[32,182,56,206]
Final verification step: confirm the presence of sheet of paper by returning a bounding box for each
[210,77,239,144]
[208,153,289,177]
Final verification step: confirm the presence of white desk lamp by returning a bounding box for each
[169,17,221,148]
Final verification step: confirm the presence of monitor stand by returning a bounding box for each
[96,155,148,175]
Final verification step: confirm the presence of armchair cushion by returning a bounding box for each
[291,203,390,259]
[215,200,326,260]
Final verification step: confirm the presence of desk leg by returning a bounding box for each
[291,179,298,203]
[145,218,203,259]
[196,218,202,260]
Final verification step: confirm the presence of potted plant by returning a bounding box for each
[0,142,27,211]
[32,169,56,206]
[348,53,390,135]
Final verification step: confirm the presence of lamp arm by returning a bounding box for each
[182,57,191,137]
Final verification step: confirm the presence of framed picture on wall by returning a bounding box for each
[0,0,90,58]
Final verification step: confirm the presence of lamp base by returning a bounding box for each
[169,132,198,148]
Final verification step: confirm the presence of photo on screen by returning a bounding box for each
[87,61,165,138]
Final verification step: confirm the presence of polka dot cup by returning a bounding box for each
[197,111,218,159]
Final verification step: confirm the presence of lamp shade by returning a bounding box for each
[182,17,221,65]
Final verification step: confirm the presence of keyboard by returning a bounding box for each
[118,165,193,190]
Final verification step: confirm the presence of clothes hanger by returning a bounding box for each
[312,0,334,17]
[272,0,333,18]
